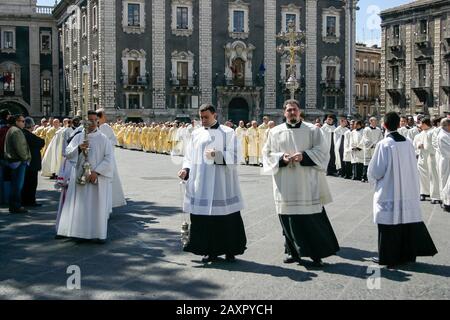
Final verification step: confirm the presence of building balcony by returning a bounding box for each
[441,79,450,94]
[224,78,255,87]
[122,76,149,89]
[411,79,431,93]
[35,5,53,15]
[170,77,197,88]
[320,80,344,93]
[356,95,376,102]
[0,90,17,97]
[371,70,381,78]
[387,82,405,95]
[444,28,450,44]
[415,33,430,47]
[356,70,380,78]
[388,38,403,51]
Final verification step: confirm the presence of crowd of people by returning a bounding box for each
[0,109,126,228]
[110,110,450,214]
[1,99,449,269]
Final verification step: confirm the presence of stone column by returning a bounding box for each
[434,17,441,115]
[199,0,212,105]
[380,26,386,114]
[405,23,412,114]
[305,0,317,109]
[29,23,40,115]
[264,0,276,109]
[52,25,60,116]
[152,0,166,109]
[99,0,116,111]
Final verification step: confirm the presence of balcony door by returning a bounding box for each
[177,61,188,86]
[128,60,140,85]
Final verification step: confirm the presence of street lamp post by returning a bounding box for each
[277,21,306,100]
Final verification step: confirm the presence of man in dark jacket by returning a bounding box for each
[4,114,31,213]
[22,117,45,207]
[0,109,11,204]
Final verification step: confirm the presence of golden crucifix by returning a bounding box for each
[277,21,306,98]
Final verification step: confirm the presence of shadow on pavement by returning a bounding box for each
[336,247,378,262]
[192,258,317,283]
[0,189,220,299]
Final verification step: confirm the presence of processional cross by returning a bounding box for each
[277,21,306,99]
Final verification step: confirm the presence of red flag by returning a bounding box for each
[4,73,12,84]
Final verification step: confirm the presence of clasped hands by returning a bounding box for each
[205,148,216,160]
[79,141,89,151]
[88,171,98,184]
[282,152,303,165]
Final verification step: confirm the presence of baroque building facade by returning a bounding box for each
[0,0,59,118]
[52,0,352,123]
[381,0,450,117]
[355,43,381,119]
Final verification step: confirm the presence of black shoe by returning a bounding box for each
[431,200,440,205]
[311,258,324,267]
[386,265,398,270]
[443,205,450,213]
[54,235,66,240]
[283,255,299,264]
[24,203,42,207]
[371,257,380,264]
[361,179,368,183]
[201,255,218,263]
[420,195,427,201]
[9,207,28,213]
[225,254,236,262]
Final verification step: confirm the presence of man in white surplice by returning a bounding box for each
[97,108,127,213]
[413,118,440,202]
[56,111,113,242]
[333,117,350,178]
[263,99,339,267]
[321,114,337,176]
[398,116,410,138]
[178,104,247,263]
[437,118,450,212]
[361,117,383,183]
[368,112,437,267]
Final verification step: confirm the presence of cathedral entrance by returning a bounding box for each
[228,97,249,125]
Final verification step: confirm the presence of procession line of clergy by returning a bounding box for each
[323,117,383,182]
[113,122,199,157]
[113,119,273,167]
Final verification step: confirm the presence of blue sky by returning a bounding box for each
[356,0,411,46]
[38,0,413,46]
